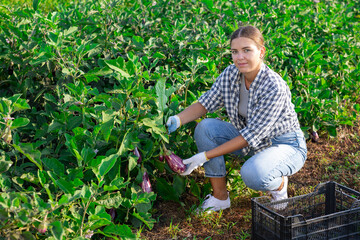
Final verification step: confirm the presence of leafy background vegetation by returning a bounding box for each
[0,0,359,239]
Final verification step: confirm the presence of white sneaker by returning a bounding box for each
[269,176,288,210]
[199,193,231,213]
[269,176,288,201]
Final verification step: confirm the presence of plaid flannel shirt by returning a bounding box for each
[198,63,301,155]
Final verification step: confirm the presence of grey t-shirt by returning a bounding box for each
[239,74,249,119]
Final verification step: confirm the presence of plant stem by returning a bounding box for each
[80,193,96,236]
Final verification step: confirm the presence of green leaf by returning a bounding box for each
[12,98,30,112]
[117,129,132,156]
[101,223,136,238]
[96,192,123,208]
[190,179,201,198]
[99,154,118,178]
[104,58,130,78]
[202,0,214,9]
[10,118,29,129]
[128,155,137,172]
[327,126,337,137]
[42,158,65,175]
[37,170,46,186]
[354,104,360,112]
[0,159,12,174]
[141,118,165,135]
[100,118,114,142]
[50,221,64,240]
[33,0,41,11]
[131,210,156,230]
[156,178,179,202]
[155,78,167,113]
[21,232,36,240]
[153,52,166,59]
[13,143,42,170]
[64,26,78,37]
[48,172,75,194]
[67,116,82,131]
[173,175,186,196]
[81,148,96,165]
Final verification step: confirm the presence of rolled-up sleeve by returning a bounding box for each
[198,72,225,113]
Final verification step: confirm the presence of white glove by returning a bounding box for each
[166,115,181,134]
[180,152,208,176]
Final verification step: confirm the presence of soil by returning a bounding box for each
[141,123,360,240]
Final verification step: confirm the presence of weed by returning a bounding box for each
[168,218,181,239]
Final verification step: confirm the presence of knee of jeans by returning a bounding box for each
[240,165,265,191]
[194,118,214,142]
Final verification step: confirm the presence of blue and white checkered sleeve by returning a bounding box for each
[198,71,226,113]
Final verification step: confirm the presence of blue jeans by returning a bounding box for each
[194,118,307,191]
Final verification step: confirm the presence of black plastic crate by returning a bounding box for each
[252,181,360,240]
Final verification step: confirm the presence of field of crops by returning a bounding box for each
[0,0,359,239]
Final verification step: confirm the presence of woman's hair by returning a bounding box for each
[230,26,264,49]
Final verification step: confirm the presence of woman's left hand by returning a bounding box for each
[180,152,208,176]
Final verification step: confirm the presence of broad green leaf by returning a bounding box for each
[96,192,123,208]
[0,159,12,174]
[155,78,167,112]
[141,118,165,135]
[80,185,92,200]
[104,59,130,78]
[37,170,46,186]
[190,179,201,198]
[33,0,41,11]
[56,179,75,194]
[117,129,132,156]
[64,26,78,37]
[153,52,166,59]
[47,172,75,194]
[155,178,179,202]
[101,223,136,239]
[128,155,137,172]
[50,221,64,240]
[42,158,65,175]
[100,118,114,142]
[173,175,186,196]
[29,52,53,65]
[109,177,128,190]
[354,104,360,112]
[48,120,64,133]
[67,115,82,131]
[21,232,35,240]
[202,0,214,9]
[12,98,30,112]
[99,154,118,178]
[10,118,30,129]
[58,195,69,205]
[81,148,96,165]
[131,210,156,230]
[13,143,42,170]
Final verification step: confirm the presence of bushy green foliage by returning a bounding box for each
[0,0,359,238]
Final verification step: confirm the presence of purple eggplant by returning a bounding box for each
[311,131,319,142]
[38,215,48,234]
[159,155,164,162]
[141,172,152,193]
[133,147,142,164]
[164,152,186,174]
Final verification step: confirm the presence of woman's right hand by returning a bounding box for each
[166,115,181,134]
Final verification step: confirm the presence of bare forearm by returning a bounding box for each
[177,102,207,125]
[205,135,249,159]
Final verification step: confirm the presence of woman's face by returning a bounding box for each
[231,37,265,75]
